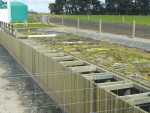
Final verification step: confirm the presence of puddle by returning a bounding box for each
[45,31,68,36]
[43,31,72,37]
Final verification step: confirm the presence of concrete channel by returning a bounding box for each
[1,28,150,113]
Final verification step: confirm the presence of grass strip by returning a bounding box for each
[17,24,56,28]
[50,15,150,26]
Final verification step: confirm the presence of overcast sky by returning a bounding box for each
[3,0,105,13]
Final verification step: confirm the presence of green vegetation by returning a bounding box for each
[32,35,150,80]
[27,18,38,23]
[11,18,38,23]
[67,33,72,35]
[17,24,56,28]
[49,0,150,15]
[51,15,150,26]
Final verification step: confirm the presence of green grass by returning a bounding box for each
[51,15,150,26]
[17,24,56,28]
[11,18,38,23]
[27,18,38,23]
[67,33,72,35]
[122,53,150,62]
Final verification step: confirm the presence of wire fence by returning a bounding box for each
[135,25,150,39]
[49,17,62,25]
[102,22,132,37]
[29,14,150,39]
[64,19,78,28]
[80,20,99,31]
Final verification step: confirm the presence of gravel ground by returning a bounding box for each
[0,44,61,113]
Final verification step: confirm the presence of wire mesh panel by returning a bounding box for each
[80,20,99,31]
[64,19,77,28]
[102,22,132,37]
[28,14,33,18]
[50,17,62,25]
[135,25,150,39]
[35,16,40,22]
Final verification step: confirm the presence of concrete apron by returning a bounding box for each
[17,27,54,32]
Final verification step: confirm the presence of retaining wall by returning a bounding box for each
[0,29,148,113]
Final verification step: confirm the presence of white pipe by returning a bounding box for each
[28,34,56,38]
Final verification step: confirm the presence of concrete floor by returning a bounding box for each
[0,44,61,113]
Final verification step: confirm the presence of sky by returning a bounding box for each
[3,0,105,13]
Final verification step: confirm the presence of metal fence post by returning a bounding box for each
[62,16,64,26]
[78,18,79,29]
[132,20,135,38]
[99,20,102,33]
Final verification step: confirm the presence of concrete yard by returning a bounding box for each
[0,44,61,113]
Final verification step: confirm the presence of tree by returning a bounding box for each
[2,1,7,5]
[140,0,150,15]
[48,3,56,13]
[48,0,64,14]
[106,0,118,14]
[129,0,141,15]
[91,0,104,15]
[48,0,107,15]
[116,0,131,15]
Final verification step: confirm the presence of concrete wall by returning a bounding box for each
[0,30,148,113]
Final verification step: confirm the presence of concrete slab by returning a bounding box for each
[59,61,84,67]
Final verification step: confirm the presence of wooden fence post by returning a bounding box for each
[99,20,102,33]
[132,20,135,38]
[40,15,43,23]
[62,16,64,26]
[87,16,89,21]
[8,24,10,34]
[0,21,1,29]
[78,18,79,29]
[6,23,8,33]
[47,16,49,24]
[11,25,13,36]
[4,23,6,32]
[122,16,124,23]
[49,16,50,24]
[15,25,18,38]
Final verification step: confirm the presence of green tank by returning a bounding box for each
[0,0,2,5]
[0,2,28,22]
